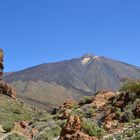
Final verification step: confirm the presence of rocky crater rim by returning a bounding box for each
[81,53,100,64]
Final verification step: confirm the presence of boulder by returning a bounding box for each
[0,81,16,99]
[59,115,98,140]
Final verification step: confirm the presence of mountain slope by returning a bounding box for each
[4,54,140,110]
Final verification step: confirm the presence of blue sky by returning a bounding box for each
[0,0,140,72]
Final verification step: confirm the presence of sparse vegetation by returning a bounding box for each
[3,133,27,140]
[121,109,134,122]
[2,80,140,140]
[2,122,14,132]
[120,81,140,93]
[104,124,140,140]
[0,95,39,125]
[33,124,61,140]
[82,118,105,138]
[79,96,92,105]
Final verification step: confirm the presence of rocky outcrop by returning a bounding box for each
[58,100,76,119]
[59,115,98,140]
[60,99,76,110]
[14,121,38,139]
[92,90,116,108]
[0,81,16,99]
[114,92,130,109]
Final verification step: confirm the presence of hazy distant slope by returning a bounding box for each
[4,54,140,110]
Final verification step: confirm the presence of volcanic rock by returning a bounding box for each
[59,115,98,140]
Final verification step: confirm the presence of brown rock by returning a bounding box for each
[104,120,118,130]
[92,91,116,108]
[0,81,16,99]
[115,101,124,108]
[60,130,98,140]
[60,99,76,110]
[59,115,98,140]
[31,128,39,138]
[20,121,29,129]
[62,109,72,119]
[14,122,32,139]
[135,103,140,117]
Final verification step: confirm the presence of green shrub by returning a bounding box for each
[80,96,92,105]
[34,128,54,140]
[32,122,48,131]
[82,118,104,138]
[70,108,83,117]
[56,119,67,128]
[84,107,95,118]
[125,130,135,137]
[2,121,14,132]
[52,125,61,137]
[132,119,140,125]
[121,109,134,122]
[115,108,122,120]
[33,121,61,140]
[39,114,52,122]
[12,105,22,114]
[3,133,27,140]
[120,81,140,93]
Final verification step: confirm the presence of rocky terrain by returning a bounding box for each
[1,80,140,139]
[52,81,140,140]
[1,53,140,139]
[4,54,140,111]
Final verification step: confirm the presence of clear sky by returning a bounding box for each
[0,0,140,72]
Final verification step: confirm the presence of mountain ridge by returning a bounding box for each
[4,54,140,110]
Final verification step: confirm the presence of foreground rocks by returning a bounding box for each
[57,99,76,119]
[0,80,16,99]
[92,90,116,108]
[59,115,98,140]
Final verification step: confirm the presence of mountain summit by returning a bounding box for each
[81,53,100,65]
[81,53,95,58]
[4,54,140,110]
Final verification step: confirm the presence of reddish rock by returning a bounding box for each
[114,92,130,108]
[31,128,39,138]
[20,121,29,129]
[14,122,32,139]
[59,115,98,140]
[135,103,140,117]
[60,99,76,110]
[62,109,72,119]
[115,101,124,108]
[92,90,116,108]
[0,81,16,99]
[60,130,98,140]
[58,99,76,119]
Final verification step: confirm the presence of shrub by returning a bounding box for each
[121,109,134,122]
[125,130,135,137]
[12,104,22,114]
[39,114,52,122]
[80,96,92,105]
[82,118,105,138]
[120,81,140,93]
[84,107,95,118]
[34,125,61,140]
[132,119,140,125]
[3,133,27,140]
[56,119,67,128]
[34,127,54,140]
[2,121,14,132]
[52,125,61,137]
[115,108,122,120]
